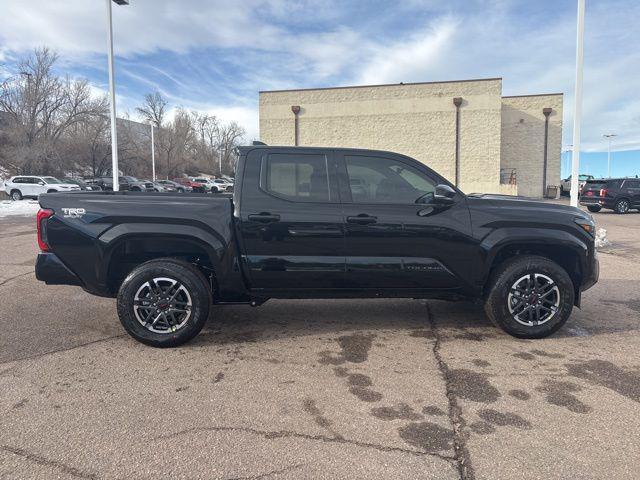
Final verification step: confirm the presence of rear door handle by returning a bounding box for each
[248,213,281,223]
[347,215,377,225]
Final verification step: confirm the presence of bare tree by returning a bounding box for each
[217,121,245,174]
[0,47,108,175]
[135,92,167,129]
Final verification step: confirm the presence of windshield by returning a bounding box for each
[578,175,592,181]
[42,177,61,184]
[120,176,139,182]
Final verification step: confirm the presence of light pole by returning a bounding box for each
[570,0,585,208]
[603,134,616,178]
[150,124,156,181]
[105,0,129,191]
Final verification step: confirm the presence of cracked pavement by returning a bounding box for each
[1,204,639,479]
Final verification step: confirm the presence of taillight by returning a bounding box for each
[599,188,608,198]
[36,208,54,251]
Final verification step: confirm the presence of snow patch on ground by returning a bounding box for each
[595,228,611,249]
[0,200,40,217]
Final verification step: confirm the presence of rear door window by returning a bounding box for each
[262,153,332,202]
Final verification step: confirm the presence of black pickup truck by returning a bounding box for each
[35,146,599,347]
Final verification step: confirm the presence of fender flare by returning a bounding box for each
[97,223,227,291]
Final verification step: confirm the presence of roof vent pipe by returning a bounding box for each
[542,107,553,196]
[291,105,301,146]
[453,97,463,187]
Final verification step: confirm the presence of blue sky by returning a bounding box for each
[0,0,638,175]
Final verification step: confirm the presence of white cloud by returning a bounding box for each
[1,0,638,152]
[356,18,458,85]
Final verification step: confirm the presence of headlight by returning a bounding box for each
[575,217,595,236]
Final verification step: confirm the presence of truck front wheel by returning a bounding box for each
[484,255,574,339]
[117,258,211,347]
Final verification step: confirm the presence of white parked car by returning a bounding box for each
[210,178,234,192]
[4,175,81,201]
[190,177,233,193]
[560,174,594,196]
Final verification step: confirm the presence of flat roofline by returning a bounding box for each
[502,93,563,98]
[260,77,503,94]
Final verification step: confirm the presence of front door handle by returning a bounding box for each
[248,213,281,223]
[347,215,377,225]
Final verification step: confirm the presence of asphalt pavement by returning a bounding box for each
[1,203,639,479]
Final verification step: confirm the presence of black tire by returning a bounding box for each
[10,189,22,201]
[47,189,57,193]
[560,186,565,196]
[177,188,185,193]
[484,255,574,339]
[587,205,601,213]
[614,198,630,214]
[117,258,211,347]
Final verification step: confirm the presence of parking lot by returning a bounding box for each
[1,203,639,480]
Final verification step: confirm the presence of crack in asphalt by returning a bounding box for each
[155,424,457,464]
[0,271,34,287]
[1,445,97,479]
[224,463,305,480]
[426,302,476,480]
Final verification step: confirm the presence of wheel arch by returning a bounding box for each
[101,229,225,297]
[484,236,587,306]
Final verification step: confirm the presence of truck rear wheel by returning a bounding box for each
[484,255,574,339]
[117,258,211,347]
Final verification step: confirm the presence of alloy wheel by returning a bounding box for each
[133,277,192,333]
[617,200,629,214]
[507,273,560,327]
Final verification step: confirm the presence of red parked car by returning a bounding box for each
[173,177,206,193]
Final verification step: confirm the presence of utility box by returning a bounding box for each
[545,185,558,199]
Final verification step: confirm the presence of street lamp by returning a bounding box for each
[150,123,156,181]
[105,0,129,191]
[603,134,617,178]
[570,0,585,208]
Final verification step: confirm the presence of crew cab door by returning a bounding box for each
[337,151,473,290]
[238,148,345,291]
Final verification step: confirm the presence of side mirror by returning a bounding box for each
[38,181,45,186]
[433,184,456,204]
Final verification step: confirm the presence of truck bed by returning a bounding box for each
[37,191,245,299]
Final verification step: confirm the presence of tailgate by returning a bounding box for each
[580,181,605,201]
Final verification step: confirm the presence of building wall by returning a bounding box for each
[500,94,563,198]
[260,79,504,194]
[259,79,562,197]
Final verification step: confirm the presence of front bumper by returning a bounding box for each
[581,251,599,292]
[35,253,82,286]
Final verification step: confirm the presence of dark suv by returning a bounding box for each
[580,178,640,214]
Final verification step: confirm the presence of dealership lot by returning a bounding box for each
[1,205,639,479]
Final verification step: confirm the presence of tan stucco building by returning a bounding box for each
[259,78,562,197]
